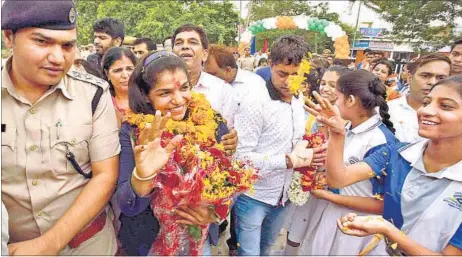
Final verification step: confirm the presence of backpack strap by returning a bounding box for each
[91,87,104,115]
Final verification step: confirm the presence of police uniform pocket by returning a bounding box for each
[1,126,18,180]
[50,125,92,175]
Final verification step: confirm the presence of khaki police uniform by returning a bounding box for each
[1,57,120,255]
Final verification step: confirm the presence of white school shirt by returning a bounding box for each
[388,95,423,143]
[194,71,237,127]
[365,140,462,252]
[340,114,398,197]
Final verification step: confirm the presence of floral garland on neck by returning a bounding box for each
[123,92,257,255]
[288,57,312,95]
[125,92,222,147]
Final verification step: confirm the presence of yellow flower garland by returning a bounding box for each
[125,92,224,148]
[288,58,312,95]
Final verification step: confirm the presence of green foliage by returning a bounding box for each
[248,1,340,22]
[75,0,241,46]
[359,0,462,51]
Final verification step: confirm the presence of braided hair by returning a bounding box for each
[337,70,395,133]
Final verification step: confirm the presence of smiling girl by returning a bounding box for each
[115,51,229,255]
[308,75,462,255]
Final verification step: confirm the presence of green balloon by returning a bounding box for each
[309,23,316,30]
[322,20,329,26]
[316,24,324,32]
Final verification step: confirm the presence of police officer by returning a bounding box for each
[1,0,120,255]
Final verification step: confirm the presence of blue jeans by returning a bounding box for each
[234,195,288,256]
[202,236,211,255]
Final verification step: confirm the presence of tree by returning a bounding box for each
[74,0,241,46]
[351,0,462,51]
[248,1,340,23]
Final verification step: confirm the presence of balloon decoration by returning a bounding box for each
[239,15,350,58]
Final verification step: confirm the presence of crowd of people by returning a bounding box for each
[1,0,462,256]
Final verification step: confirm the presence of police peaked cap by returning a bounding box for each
[2,0,77,31]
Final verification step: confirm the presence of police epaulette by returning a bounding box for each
[67,70,108,89]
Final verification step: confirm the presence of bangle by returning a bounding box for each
[132,167,157,181]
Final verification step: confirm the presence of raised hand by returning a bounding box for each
[138,110,171,145]
[134,110,183,179]
[304,92,345,135]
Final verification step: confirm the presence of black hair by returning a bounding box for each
[372,58,394,75]
[172,24,209,50]
[74,59,104,79]
[430,74,462,98]
[101,47,137,96]
[128,51,189,114]
[269,35,310,66]
[327,65,352,77]
[134,38,157,51]
[451,39,462,51]
[311,57,330,69]
[337,69,395,133]
[407,53,451,75]
[304,65,325,101]
[93,18,125,43]
[258,58,268,67]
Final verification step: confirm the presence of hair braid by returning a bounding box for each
[368,77,395,134]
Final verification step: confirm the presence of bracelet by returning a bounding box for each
[132,167,157,181]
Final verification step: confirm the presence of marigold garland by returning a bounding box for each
[288,58,312,95]
[124,92,258,255]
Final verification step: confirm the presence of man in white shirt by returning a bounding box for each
[204,45,269,106]
[233,35,326,256]
[172,24,237,128]
[388,53,451,143]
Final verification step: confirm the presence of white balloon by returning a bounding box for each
[293,15,308,30]
[240,31,252,44]
[262,18,277,30]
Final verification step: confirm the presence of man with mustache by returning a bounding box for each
[172,24,238,147]
[449,39,462,76]
[1,0,120,255]
[387,53,451,143]
[87,18,125,71]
